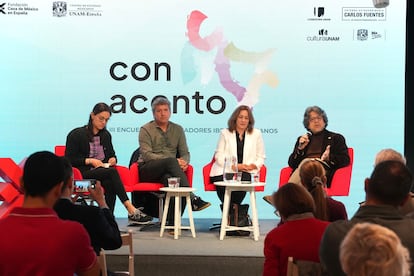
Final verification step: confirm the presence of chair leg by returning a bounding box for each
[99,249,108,276]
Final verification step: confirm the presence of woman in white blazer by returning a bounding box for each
[210,105,266,205]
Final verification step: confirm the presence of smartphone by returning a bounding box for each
[74,179,96,193]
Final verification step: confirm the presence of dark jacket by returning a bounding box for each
[54,198,122,255]
[288,129,350,185]
[65,126,116,174]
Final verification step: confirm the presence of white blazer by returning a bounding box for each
[210,128,266,177]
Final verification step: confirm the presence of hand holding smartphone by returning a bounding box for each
[74,179,97,194]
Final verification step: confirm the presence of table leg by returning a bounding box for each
[186,194,196,238]
[174,194,180,240]
[160,193,171,237]
[250,191,259,241]
[220,187,232,240]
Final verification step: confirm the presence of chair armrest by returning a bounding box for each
[279,167,293,188]
[129,163,140,185]
[202,160,216,191]
[72,168,83,180]
[115,165,131,187]
[185,165,193,187]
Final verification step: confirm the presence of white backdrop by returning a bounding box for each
[0,0,406,218]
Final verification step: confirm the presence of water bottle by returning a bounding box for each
[223,156,238,183]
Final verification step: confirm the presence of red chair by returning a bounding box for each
[203,157,267,192]
[54,145,132,182]
[278,148,354,196]
[128,162,193,228]
[202,157,267,230]
[0,158,24,219]
[54,145,83,180]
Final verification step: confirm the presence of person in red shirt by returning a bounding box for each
[263,183,329,276]
[0,151,100,276]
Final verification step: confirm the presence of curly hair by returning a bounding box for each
[302,106,328,130]
[340,222,411,276]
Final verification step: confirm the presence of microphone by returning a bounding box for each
[299,132,312,146]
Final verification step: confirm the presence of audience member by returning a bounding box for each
[299,159,347,221]
[361,148,414,216]
[209,105,265,232]
[0,151,100,276]
[263,183,329,276]
[138,96,210,223]
[340,222,410,276]
[374,148,406,165]
[263,106,349,205]
[320,160,414,276]
[65,102,152,224]
[54,157,122,255]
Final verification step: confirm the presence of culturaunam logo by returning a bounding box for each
[307,29,340,42]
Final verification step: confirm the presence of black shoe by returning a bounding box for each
[226,230,250,236]
[192,196,211,211]
[128,207,153,225]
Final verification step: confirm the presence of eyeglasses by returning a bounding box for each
[97,115,110,122]
[309,116,323,122]
[274,210,280,217]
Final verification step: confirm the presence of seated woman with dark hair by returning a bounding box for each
[299,159,347,222]
[263,183,330,276]
[65,102,152,225]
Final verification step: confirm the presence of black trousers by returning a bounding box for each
[83,167,129,213]
[138,157,190,187]
[138,157,188,223]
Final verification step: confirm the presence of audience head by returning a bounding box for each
[151,95,170,113]
[340,222,411,276]
[303,106,328,132]
[375,148,406,166]
[87,102,111,135]
[273,183,315,220]
[299,159,328,220]
[227,105,255,133]
[365,160,413,206]
[22,151,64,197]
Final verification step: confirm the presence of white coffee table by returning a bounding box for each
[214,181,265,241]
[159,187,196,240]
